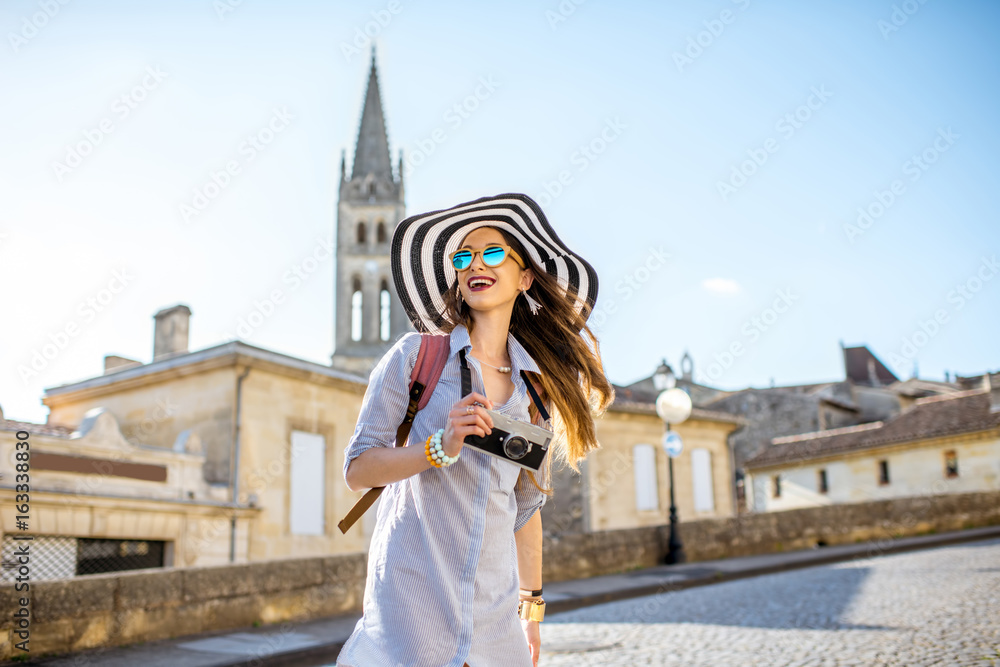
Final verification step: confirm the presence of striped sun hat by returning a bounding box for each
[390,193,599,335]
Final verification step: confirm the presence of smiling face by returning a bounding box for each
[454,227,533,318]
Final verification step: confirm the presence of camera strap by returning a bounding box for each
[458,349,550,422]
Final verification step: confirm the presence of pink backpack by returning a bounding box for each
[337,334,452,534]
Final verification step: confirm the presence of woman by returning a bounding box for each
[338,193,614,667]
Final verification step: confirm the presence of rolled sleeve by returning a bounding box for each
[343,332,422,480]
[513,472,546,532]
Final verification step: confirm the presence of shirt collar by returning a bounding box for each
[449,323,541,375]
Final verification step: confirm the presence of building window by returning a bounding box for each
[944,450,959,478]
[818,469,829,494]
[76,538,165,576]
[772,474,781,498]
[878,459,890,486]
[691,448,715,512]
[351,277,363,342]
[379,280,391,342]
[290,431,326,536]
[376,220,387,244]
[632,444,659,511]
[356,221,367,245]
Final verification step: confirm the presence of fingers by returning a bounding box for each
[449,414,491,437]
[460,392,493,410]
[449,404,494,431]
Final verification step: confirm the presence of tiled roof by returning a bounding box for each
[610,385,746,426]
[745,389,1000,468]
[843,346,899,386]
[1,418,75,438]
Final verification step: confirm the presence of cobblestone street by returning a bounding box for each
[539,538,1000,666]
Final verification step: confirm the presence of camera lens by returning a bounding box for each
[503,436,530,460]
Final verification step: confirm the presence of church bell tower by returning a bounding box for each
[331,50,410,376]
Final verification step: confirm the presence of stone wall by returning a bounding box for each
[543,489,1000,582]
[0,553,365,662]
[4,490,999,661]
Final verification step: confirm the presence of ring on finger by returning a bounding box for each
[466,405,475,415]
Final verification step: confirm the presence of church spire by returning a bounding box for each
[351,49,393,182]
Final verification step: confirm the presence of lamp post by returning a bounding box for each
[653,360,692,565]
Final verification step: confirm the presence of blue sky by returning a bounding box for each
[2,0,998,424]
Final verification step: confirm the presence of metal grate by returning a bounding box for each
[2,535,76,581]
[1,535,165,581]
[76,538,164,576]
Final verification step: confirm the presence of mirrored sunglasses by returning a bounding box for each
[449,244,525,271]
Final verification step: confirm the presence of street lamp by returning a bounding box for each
[653,361,692,565]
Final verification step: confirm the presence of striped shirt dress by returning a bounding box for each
[337,324,547,667]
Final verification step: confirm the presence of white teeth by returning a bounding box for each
[469,277,494,288]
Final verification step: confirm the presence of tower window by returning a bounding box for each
[944,450,958,478]
[380,281,391,342]
[376,221,387,244]
[818,469,829,494]
[356,221,367,245]
[351,277,363,342]
[878,460,890,486]
[772,474,781,498]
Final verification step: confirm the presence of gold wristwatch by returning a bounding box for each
[517,598,545,622]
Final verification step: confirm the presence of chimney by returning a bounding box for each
[104,355,142,375]
[988,372,1000,414]
[153,305,192,361]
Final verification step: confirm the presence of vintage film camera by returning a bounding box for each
[463,408,553,472]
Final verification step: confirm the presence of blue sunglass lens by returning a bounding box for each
[482,246,506,266]
[452,251,473,269]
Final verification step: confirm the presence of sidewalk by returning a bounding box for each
[18,525,1000,667]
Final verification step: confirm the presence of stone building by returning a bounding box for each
[331,52,412,376]
[10,306,373,568]
[744,373,1000,512]
[0,405,258,580]
[702,344,965,467]
[540,391,744,540]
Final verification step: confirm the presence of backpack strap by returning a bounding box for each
[338,334,451,534]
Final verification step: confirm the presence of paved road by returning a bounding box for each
[539,538,1000,666]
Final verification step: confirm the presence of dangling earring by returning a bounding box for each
[456,285,464,309]
[522,288,542,315]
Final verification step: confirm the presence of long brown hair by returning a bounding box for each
[441,226,615,492]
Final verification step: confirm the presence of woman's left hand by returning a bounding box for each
[521,619,540,666]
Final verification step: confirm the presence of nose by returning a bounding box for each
[468,251,488,271]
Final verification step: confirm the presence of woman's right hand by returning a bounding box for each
[442,392,494,458]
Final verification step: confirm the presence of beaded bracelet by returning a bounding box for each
[425,428,458,468]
